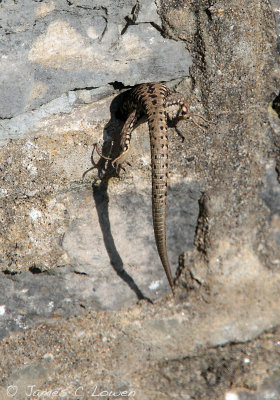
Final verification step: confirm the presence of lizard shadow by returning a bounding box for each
[87,92,152,303]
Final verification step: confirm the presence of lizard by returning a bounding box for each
[98,82,208,294]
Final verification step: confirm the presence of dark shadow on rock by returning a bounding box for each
[88,90,152,302]
[92,180,150,301]
[82,90,129,180]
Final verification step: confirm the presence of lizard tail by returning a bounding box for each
[152,201,175,293]
[149,116,175,293]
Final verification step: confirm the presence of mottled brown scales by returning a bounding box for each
[109,82,191,293]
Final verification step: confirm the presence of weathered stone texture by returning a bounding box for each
[0,0,191,122]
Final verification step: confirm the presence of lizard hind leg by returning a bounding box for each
[93,141,129,175]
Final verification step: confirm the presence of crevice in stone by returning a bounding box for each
[272,91,280,118]
[0,115,14,121]
[29,266,43,274]
[73,270,89,276]
[150,21,164,34]
[121,1,139,35]
[2,270,18,276]
[108,81,129,91]
[204,7,213,22]
[76,5,106,11]
[98,16,108,42]
[71,86,99,92]
[128,1,140,24]
[194,193,210,256]
[120,21,132,36]
[276,165,280,184]
[121,20,163,36]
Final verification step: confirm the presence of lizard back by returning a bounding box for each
[121,83,174,291]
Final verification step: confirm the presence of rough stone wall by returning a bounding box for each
[0,0,190,135]
[0,0,194,307]
[0,1,280,399]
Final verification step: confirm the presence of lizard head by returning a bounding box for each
[166,98,190,122]
[166,97,211,132]
[178,100,189,119]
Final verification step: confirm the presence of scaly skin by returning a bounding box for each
[113,82,189,293]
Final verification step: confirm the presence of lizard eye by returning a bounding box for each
[181,106,187,115]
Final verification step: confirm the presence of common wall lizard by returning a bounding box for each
[100,82,206,293]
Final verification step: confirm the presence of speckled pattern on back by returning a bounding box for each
[116,82,189,292]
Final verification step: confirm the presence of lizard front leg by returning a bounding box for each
[94,110,137,166]
[112,109,138,168]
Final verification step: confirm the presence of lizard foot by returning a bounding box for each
[188,113,213,131]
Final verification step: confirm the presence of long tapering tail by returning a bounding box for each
[149,113,174,293]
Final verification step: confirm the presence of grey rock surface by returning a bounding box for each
[272,0,280,46]
[0,180,201,342]
[226,373,280,400]
[0,0,191,121]
[0,306,280,400]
